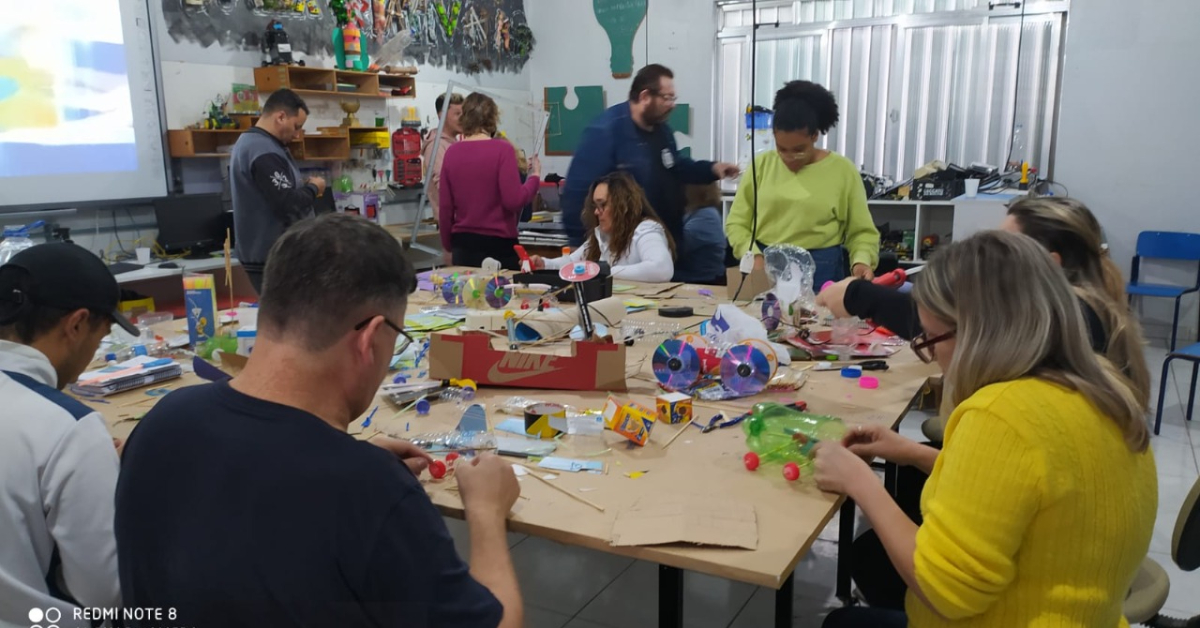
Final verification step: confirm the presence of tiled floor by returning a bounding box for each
[442,344,1200,627]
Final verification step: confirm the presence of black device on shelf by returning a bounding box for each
[912,178,965,201]
[153,193,229,258]
[514,262,613,303]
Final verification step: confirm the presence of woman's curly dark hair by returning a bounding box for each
[772,80,840,135]
[581,172,676,264]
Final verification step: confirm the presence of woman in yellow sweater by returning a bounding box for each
[725,81,880,287]
[815,230,1157,628]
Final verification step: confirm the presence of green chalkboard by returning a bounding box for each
[544,86,607,156]
[593,0,647,79]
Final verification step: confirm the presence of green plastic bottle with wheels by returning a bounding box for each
[742,402,847,481]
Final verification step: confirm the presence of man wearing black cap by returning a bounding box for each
[0,243,135,625]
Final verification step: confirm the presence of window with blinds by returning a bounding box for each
[715,1,1068,182]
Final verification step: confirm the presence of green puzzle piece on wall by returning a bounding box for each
[669,104,691,160]
[544,86,607,156]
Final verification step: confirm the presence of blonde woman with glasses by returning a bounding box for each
[817,230,1156,628]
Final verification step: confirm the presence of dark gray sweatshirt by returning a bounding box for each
[230,128,318,270]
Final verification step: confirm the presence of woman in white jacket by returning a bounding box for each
[532,172,676,282]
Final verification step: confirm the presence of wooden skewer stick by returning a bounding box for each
[662,414,699,449]
[515,464,605,512]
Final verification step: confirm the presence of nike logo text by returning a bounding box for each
[486,352,563,383]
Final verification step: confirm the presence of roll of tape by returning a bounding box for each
[524,402,567,439]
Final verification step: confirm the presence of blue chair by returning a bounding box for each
[1153,342,1200,435]
[1128,231,1200,351]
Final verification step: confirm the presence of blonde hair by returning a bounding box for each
[501,136,528,174]
[1006,196,1151,405]
[459,92,499,137]
[913,230,1149,453]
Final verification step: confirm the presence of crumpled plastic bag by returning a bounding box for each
[703,303,792,365]
[764,244,816,318]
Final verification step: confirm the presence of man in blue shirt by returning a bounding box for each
[562,64,740,246]
[116,214,522,628]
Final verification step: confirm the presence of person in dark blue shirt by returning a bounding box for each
[561,64,739,247]
[674,183,729,284]
[116,214,522,628]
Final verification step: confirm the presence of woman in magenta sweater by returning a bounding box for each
[438,92,541,269]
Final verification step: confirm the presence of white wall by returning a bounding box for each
[525,0,719,175]
[1055,0,1200,345]
[150,1,536,196]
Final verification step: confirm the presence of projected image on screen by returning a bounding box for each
[0,0,137,178]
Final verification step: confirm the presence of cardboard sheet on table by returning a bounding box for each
[610,495,758,550]
[625,282,685,297]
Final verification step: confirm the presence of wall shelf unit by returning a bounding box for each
[252,65,415,99]
[166,65,414,160]
[166,129,244,158]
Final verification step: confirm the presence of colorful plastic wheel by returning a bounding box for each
[743,452,760,471]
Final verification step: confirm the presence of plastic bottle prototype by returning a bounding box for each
[742,402,848,480]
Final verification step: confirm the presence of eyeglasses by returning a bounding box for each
[649,90,677,103]
[354,315,414,354]
[911,329,956,364]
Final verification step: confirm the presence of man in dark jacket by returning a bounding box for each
[561,64,739,246]
[230,89,327,294]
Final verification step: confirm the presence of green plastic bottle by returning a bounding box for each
[742,403,847,481]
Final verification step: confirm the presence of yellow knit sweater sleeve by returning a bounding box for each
[914,405,1044,619]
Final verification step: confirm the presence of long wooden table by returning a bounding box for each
[92,278,937,627]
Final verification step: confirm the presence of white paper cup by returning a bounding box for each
[964,178,980,198]
[136,247,152,264]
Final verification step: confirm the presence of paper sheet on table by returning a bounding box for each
[610,495,758,550]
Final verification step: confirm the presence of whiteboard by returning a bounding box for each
[0,0,168,209]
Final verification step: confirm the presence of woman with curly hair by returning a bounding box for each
[531,172,676,283]
[726,80,880,286]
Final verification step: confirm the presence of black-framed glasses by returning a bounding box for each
[911,330,956,364]
[645,89,677,103]
[354,315,414,354]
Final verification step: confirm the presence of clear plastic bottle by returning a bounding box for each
[1007,124,1025,172]
[0,221,45,265]
[738,106,776,174]
[405,430,496,454]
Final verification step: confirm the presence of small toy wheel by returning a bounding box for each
[782,462,801,482]
[445,452,460,463]
[743,452,760,471]
[429,460,447,479]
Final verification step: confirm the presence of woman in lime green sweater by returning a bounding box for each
[815,230,1157,628]
[725,81,880,286]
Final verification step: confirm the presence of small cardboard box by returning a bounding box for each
[183,273,217,348]
[428,331,626,391]
[655,392,693,425]
[602,396,656,446]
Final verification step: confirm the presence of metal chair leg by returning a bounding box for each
[1171,297,1182,352]
[1188,361,1198,422]
[1156,356,1174,435]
